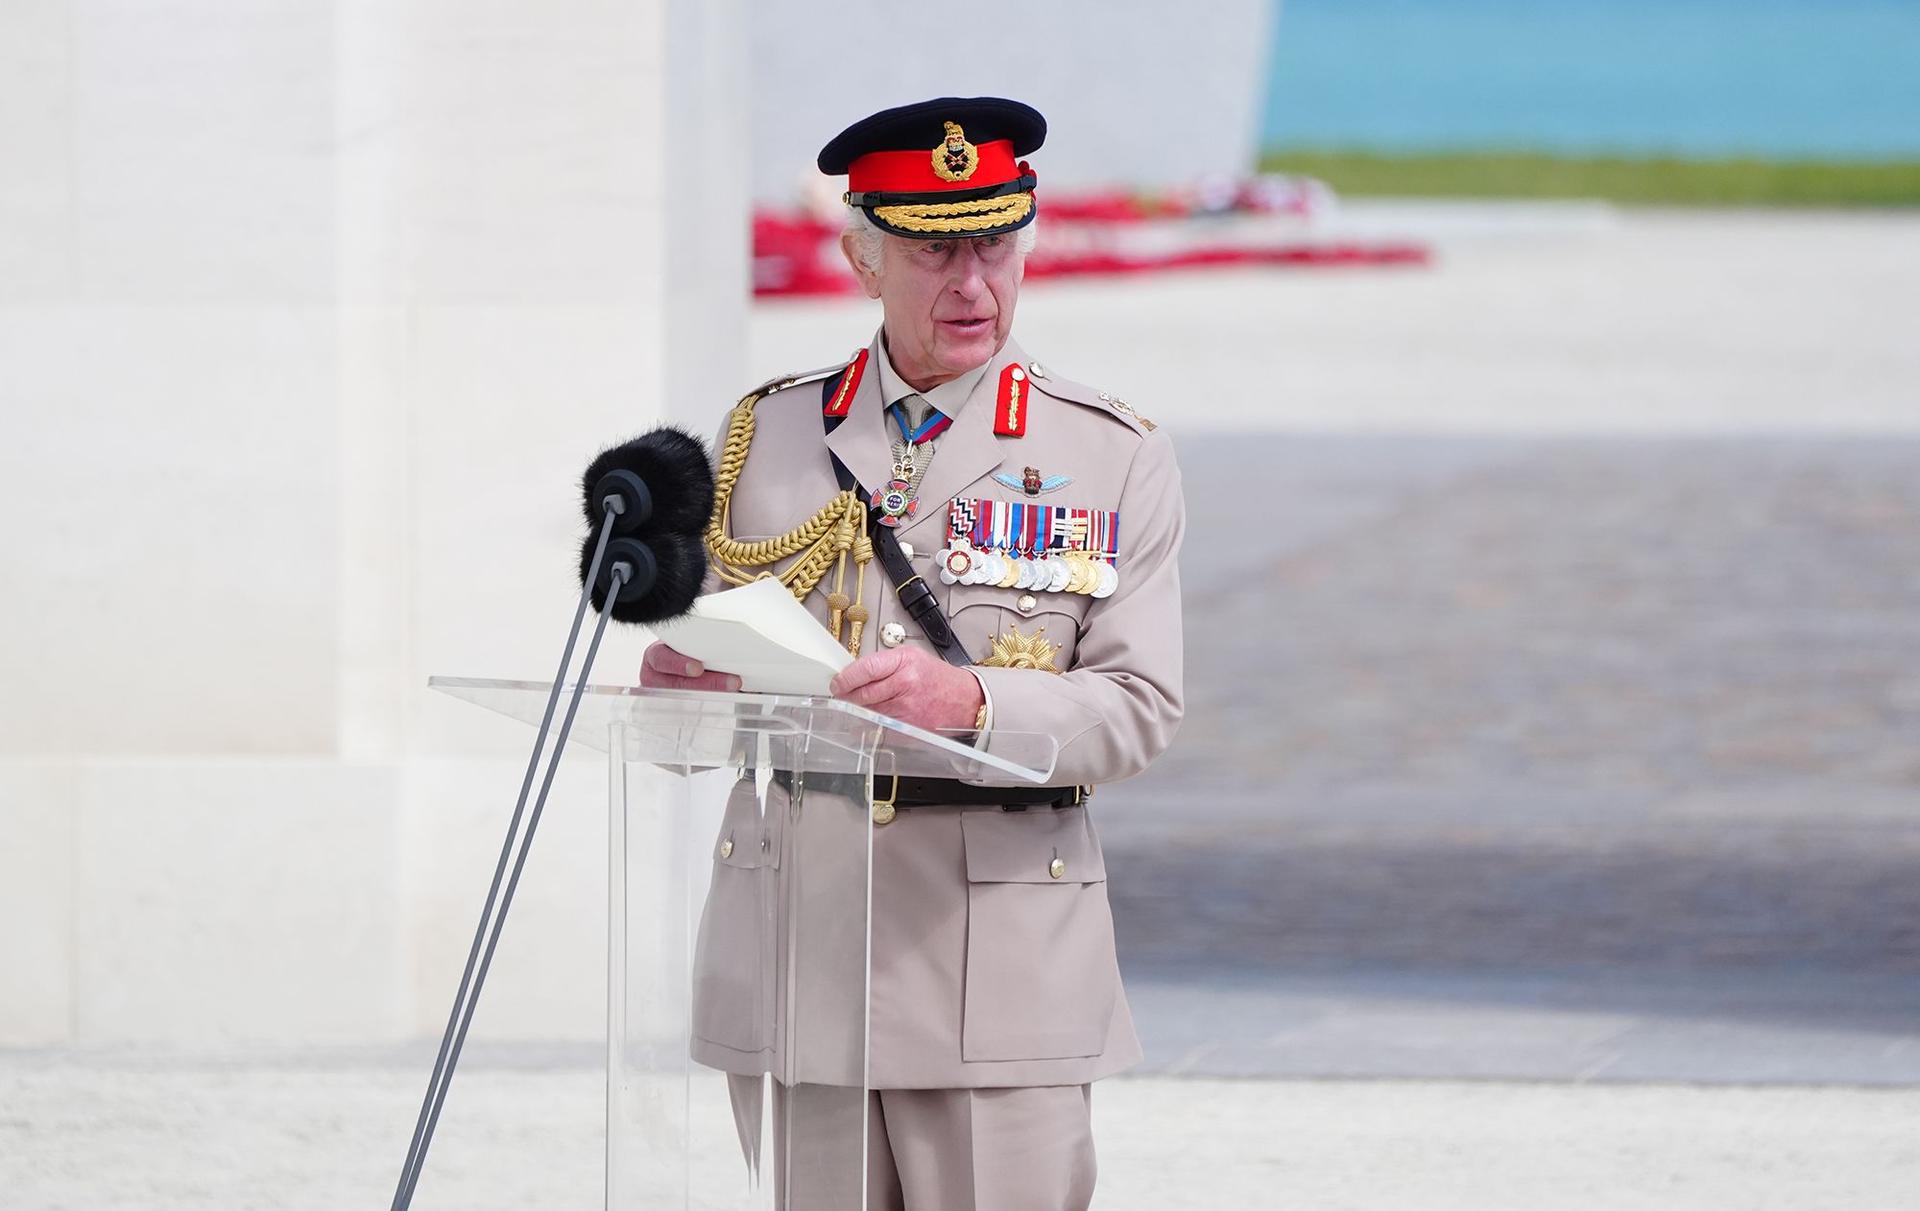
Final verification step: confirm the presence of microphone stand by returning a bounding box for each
[390,499,637,1211]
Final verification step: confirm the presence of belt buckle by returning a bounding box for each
[871,772,900,826]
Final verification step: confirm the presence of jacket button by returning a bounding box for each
[880,622,907,648]
[1028,362,1047,379]
[1049,857,1066,879]
[1016,594,1038,615]
[872,802,897,826]
[720,837,734,859]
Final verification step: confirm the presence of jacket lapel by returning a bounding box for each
[822,338,895,499]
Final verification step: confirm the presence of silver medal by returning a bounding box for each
[960,551,987,586]
[1092,560,1119,599]
[1046,556,1073,593]
[972,550,1003,586]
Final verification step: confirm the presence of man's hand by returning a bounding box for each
[639,641,742,692]
[830,647,984,733]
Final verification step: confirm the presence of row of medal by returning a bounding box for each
[935,540,1119,598]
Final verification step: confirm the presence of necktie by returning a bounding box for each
[889,394,952,445]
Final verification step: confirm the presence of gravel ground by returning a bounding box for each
[3,1057,1917,1210]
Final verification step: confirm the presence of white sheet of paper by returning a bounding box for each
[658,577,853,696]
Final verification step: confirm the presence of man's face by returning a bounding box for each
[845,229,1025,389]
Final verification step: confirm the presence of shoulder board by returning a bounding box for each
[737,360,848,407]
[1025,363,1159,435]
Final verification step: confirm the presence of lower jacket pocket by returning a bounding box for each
[959,808,1119,1062]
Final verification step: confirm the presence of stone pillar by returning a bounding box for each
[0,0,747,1047]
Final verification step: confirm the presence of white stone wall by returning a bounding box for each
[0,0,747,1047]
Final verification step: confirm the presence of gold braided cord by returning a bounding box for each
[704,385,873,654]
[846,530,875,654]
[872,192,1033,234]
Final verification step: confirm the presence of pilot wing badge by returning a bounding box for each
[994,466,1073,497]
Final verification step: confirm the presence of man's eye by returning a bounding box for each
[922,241,949,256]
[978,236,1002,248]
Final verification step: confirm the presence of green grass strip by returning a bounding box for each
[1258,148,1920,208]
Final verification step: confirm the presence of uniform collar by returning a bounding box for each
[825,332,1029,543]
[873,330,993,419]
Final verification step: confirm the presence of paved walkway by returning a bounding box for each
[4,1056,1917,1209]
[1104,433,1920,1084]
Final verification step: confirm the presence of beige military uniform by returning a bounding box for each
[691,329,1185,1207]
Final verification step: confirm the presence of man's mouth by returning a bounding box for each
[940,317,992,332]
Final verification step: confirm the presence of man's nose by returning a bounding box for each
[948,243,991,295]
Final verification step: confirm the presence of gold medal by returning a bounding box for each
[1065,554,1096,595]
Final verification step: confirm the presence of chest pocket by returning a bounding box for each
[944,580,1091,672]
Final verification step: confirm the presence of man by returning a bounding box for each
[641,97,1184,1210]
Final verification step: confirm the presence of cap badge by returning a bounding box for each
[931,121,980,183]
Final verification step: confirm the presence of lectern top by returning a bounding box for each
[430,676,1059,784]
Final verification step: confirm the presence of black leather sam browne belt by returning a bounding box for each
[815,377,1089,812]
[772,768,1086,811]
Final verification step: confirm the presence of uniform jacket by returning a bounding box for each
[689,331,1185,1090]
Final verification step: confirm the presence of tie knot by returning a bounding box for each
[889,396,951,446]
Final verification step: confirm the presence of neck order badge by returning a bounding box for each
[872,400,952,527]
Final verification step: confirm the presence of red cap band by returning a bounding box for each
[848,139,1022,195]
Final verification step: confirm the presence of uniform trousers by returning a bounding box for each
[757,1080,1097,1211]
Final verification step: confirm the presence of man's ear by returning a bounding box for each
[840,232,884,299]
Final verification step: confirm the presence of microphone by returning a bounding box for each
[576,427,715,622]
[394,424,716,1211]
[582,532,708,623]
[580,426,716,538]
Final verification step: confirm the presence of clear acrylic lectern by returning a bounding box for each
[430,676,1058,1209]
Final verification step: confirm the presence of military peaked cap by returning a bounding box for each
[818,96,1046,239]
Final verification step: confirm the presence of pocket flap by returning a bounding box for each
[713,776,780,870]
[961,807,1106,884]
[945,580,1092,628]
[714,827,777,870]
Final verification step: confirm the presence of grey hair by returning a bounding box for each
[842,207,1039,275]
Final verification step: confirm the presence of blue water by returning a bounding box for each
[1263,0,1920,159]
